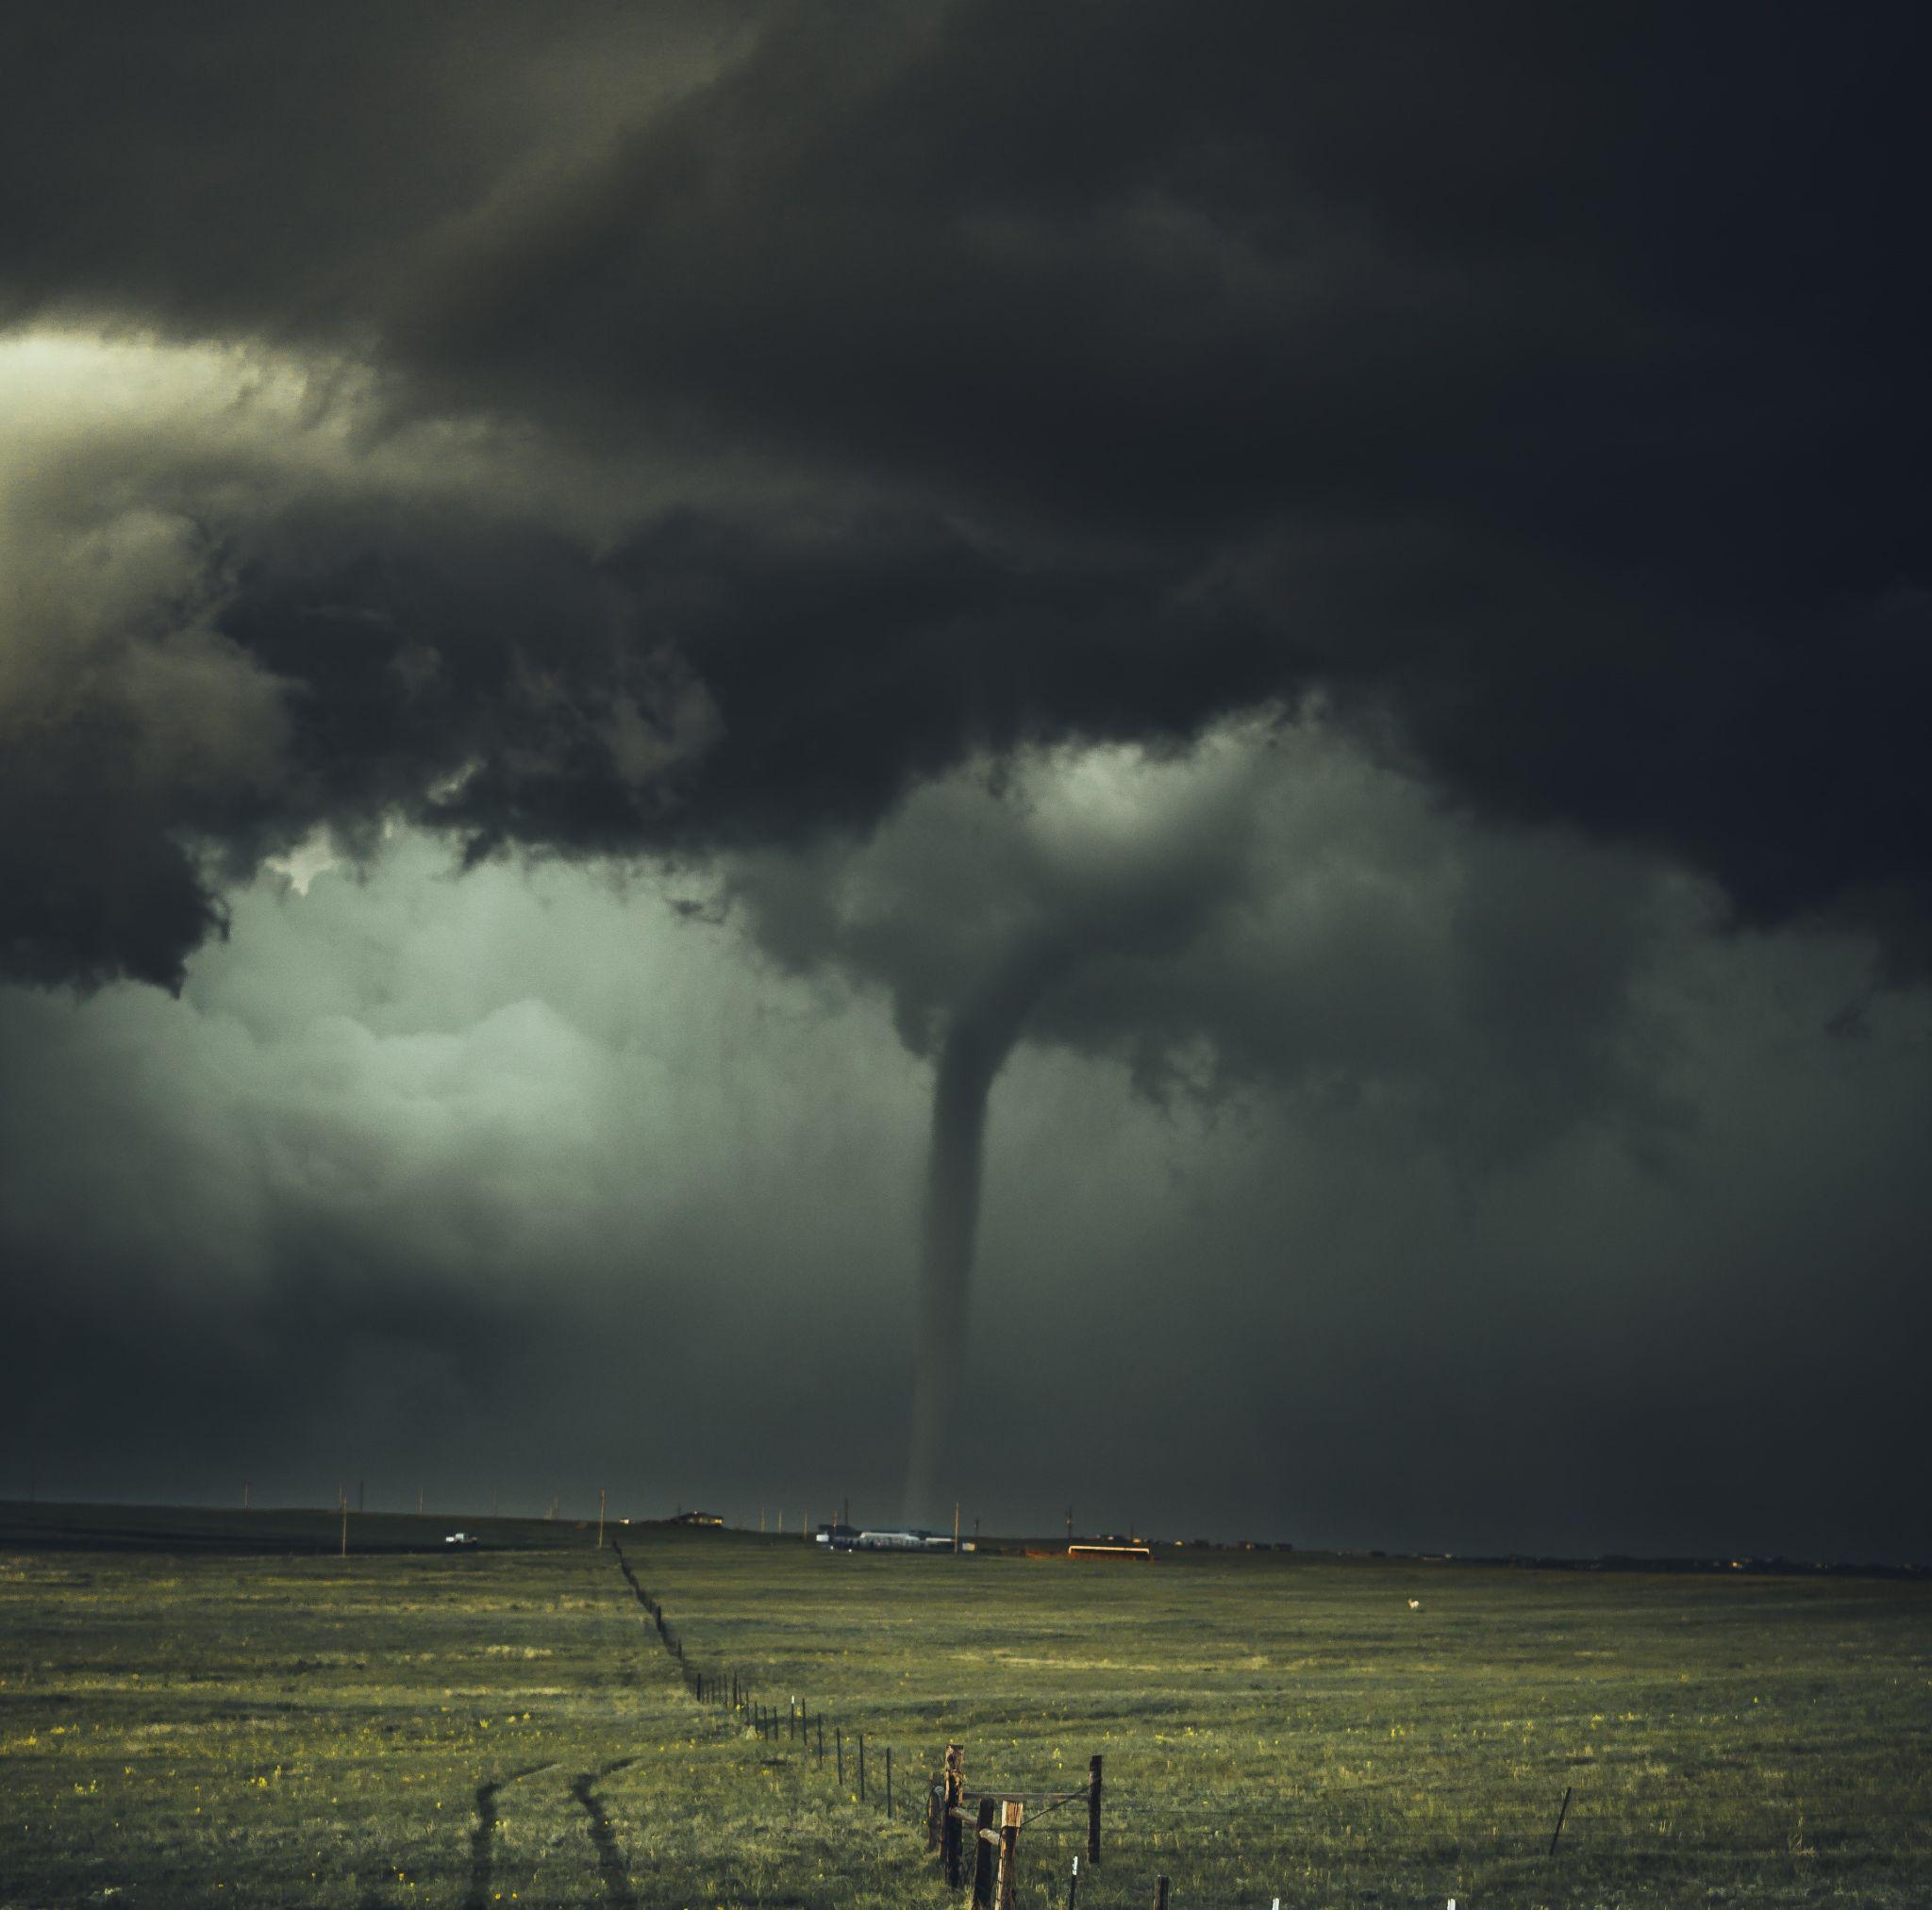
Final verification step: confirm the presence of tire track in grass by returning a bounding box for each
[569,1757,640,1909]
[462,1760,556,1910]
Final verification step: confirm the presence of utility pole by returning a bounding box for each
[417,1486,424,1518]
[953,1500,961,1555]
[1066,1505,1074,1544]
[597,1486,607,1549]
[340,1494,347,1559]
[243,1481,251,1512]
[358,1480,364,1514]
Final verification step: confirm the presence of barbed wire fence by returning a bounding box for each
[610,1537,1447,1907]
[604,1541,1921,1908]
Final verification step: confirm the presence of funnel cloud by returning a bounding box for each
[905,943,1070,1523]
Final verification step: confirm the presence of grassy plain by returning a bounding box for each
[0,1508,932,1910]
[616,1530,1932,1907]
[2,1505,1928,1908]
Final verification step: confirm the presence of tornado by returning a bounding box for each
[902,945,1066,1525]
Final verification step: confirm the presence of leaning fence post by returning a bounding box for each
[994,1799,1024,1910]
[1151,1876,1169,1910]
[1066,1853,1079,1909]
[971,1796,997,1909]
[1549,1784,1573,1857]
[1087,1754,1103,1866]
[942,1745,965,1887]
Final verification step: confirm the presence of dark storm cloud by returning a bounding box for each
[5,2,1931,989]
[6,3,1932,1559]
[0,2,755,338]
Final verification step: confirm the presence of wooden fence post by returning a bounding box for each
[994,1799,1024,1910]
[1087,1754,1104,1866]
[817,1715,824,1766]
[836,1726,844,1785]
[885,1745,893,1819]
[1151,1877,1169,1910]
[942,1744,965,1887]
[971,1797,997,1908]
[858,1733,866,1802]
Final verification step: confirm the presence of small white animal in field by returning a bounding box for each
[1407,1598,1421,1610]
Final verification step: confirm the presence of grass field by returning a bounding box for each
[2,1504,1928,1908]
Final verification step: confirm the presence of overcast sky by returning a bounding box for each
[3,4,1928,1559]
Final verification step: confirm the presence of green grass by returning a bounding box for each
[0,1510,939,1910]
[2,1506,1928,1907]
[630,1530,1932,1907]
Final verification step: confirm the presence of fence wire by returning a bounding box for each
[608,1541,1924,1910]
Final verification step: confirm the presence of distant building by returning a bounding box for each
[672,1510,724,1527]
[824,1526,955,1553]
